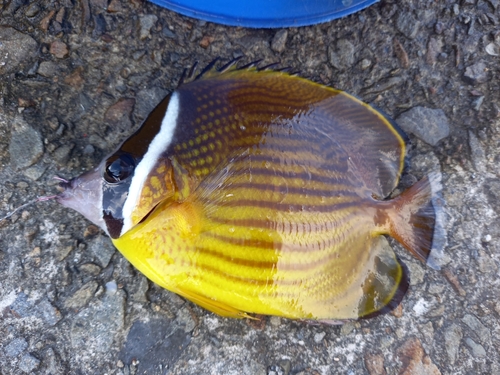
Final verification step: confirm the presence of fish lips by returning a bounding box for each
[56,166,108,234]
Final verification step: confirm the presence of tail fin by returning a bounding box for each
[387,174,444,269]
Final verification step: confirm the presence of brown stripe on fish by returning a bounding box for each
[119,93,173,158]
[185,232,373,299]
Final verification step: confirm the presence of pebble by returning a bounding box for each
[19,353,40,373]
[364,352,386,375]
[329,39,355,71]
[485,42,500,56]
[79,262,101,275]
[139,15,158,40]
[464,338,486,358]
[23,164,48,181]
[396,12,421,39]
[5,337,28,357]
[34,299,62,326]
[472,95,484,111]
[9,116,44,170]
[87,234,116,268]
[52,143,75,165]
[444,324,462,364]
[25,3,41,17]
[396,337,441,375]
[107,0,123,12]
[464,61,488,85]
[129,274,149,302]
[468,130,486,172]
[396,106,450,146]
[104,98,136,133]
[313,331,326,343]
[271,29,288,53]
[0,26,38,75]
[162,27,176,39]
[49,40,69,59]
[461,314,491,344]
[63,281,99,309]
[476,249,498,273]
[37,61,59,77]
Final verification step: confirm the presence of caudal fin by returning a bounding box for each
[387,174,444,267]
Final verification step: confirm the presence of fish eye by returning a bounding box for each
[103,153,136,183]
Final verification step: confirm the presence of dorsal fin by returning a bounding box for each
[178,58,288,87]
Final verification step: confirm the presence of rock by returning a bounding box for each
[271,29,288,53]
[64,281,99,309]
[313,331,326,343]
[49,40,69,59]
[87,234,116,268]
[464,338,486,358]
[162,27,176,39]
[104,97,135,133]
[397,337,441,375]
[0,26,38,75]
[25,3,41,17]
[139,14,158,40]
[485,42,500,56]
[79,263,101,275]
[19,354,40,373]
[135,87,168,120]
[468,131,486,172]
[329,39,356,71]
[396,12,421,39]
[23,164,48,181]
[70,287,125,355]
[199,35,214,49]
[119,317,193,373]
[34,299,62,326]
[37,61,59,77]
[129,274,149,302]
[64,67,85,89]
[464,61,488,85]
[9,116,44,170]
[444,324,462,364]
[364,352,386,375]
[107,0,123,13]
[5,337,28,357]
[426,37,442,66]
[396,107,450,146]
[52,143,75,166]
[393,38,409,69]
[461,314,491,345]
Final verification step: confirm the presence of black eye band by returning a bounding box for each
[103,153,136,184]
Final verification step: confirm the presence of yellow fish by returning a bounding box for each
[57,60,439,321]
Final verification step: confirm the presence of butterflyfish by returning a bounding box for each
[56,60,441,321]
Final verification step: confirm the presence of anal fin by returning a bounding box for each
[175,287,256,319]
[357,236,409,319]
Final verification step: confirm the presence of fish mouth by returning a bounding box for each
[56,167,108,234]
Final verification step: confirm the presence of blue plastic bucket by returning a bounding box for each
[149,0,378,28]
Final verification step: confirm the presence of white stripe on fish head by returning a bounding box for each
[120,92,180,236]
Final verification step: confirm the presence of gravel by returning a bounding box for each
[0,1,499,374]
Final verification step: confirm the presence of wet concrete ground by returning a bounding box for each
[0,0,499,374]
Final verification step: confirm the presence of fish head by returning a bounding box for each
[55,151,135,237]
[56,93,182,238]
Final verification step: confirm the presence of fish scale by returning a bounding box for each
[57,60,439,321]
